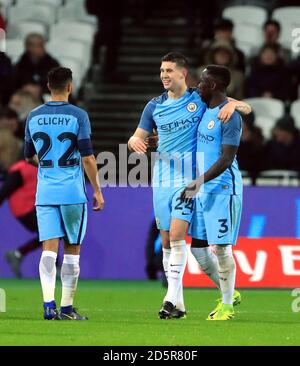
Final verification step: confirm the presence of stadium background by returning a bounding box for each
[0,0,300,289]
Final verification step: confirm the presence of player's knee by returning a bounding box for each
[64,243,80,255]
[215,245,235,269]
[42,239,59,252]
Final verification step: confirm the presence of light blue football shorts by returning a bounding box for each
[153,186,194,231]
[189,193,242,245]
[36,204,87,244]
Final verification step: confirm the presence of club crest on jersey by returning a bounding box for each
[207,120,215,129]
[187,102,197,113]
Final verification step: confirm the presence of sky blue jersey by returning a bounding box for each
[25,101,92,205]
[138,87,206,186]
[197,101,243,195]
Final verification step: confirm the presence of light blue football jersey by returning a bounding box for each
[196,101,243,195]
[25,101,91,205]
[138,87,207,186]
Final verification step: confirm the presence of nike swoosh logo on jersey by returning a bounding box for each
[217,234,227,239]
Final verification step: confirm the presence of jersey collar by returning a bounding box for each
[218,100,228,109]
[208,99,228,112]
[45,101,69,106]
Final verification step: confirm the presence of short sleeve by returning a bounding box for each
[24,113,36,158]
[138,100,156,133]
[78,111,92,140]
[221,112,242,146]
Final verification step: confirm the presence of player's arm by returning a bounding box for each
[79,140,104,211]
[181,145,238,199]
[24,113,39,166]
[82,154,104,211]
[181,113,242,199]
[25,155,39,167]
[128,100,156,153]
[145,129,159,149]
[218,98,251,123]
[78,111,104,211]
[128,127,151,153]
[200,144,237,184]
[24,143,39,166]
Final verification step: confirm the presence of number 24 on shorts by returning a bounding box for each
[174,197,194,215]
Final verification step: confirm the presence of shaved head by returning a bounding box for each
[203,65,231,90]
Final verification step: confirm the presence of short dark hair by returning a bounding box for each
[275,115,297,134]
[25,33,45,46]
[47,67,73,92]
[263,19,281,32]
[161,52,189,69]
[205,65,231,89]
[214,18,234,32]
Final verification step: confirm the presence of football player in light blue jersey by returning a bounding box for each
[181,65,246,321]
[128,53,250,319]
[25,67,104,320]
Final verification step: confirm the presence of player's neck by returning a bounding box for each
[208,93,227,109]
[51,94,69,102]
[167,85,187,100]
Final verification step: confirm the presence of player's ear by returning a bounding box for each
[67,82,73,94]
[47,82,51,92]
[182,68,188,79]
[211,81,217,91]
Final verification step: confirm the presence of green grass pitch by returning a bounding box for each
[0,279,299,346]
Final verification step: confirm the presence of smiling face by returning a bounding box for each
[160,61,187,92]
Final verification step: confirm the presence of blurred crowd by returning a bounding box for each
[0,31,59,141]
[191,16,300,182]
[1,1,300,184]
[194,17,299,101]
[238,112,300,183]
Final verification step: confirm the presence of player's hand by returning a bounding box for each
[218,101,235,123]
[93,190,104,211]
[129,136,148,153]
[145,134,159,149]
[180,180,201,200]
